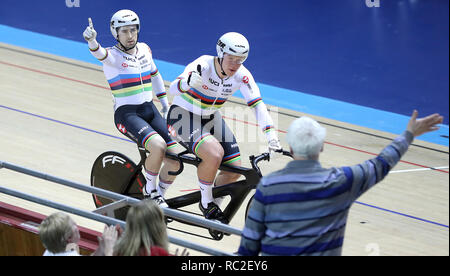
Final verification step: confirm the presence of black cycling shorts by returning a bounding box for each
[167,105,241,165]
[114,101,176,150]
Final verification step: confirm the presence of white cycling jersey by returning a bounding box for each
[88,41,168,111]
[169,55,278,142]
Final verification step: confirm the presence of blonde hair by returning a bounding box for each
[114,200,168,256]
[39,212,76,253]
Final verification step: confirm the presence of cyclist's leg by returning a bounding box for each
[212,112,242,187]
[207,113,242,207]
[115,103,165,199]
[195,135,224,206]
[167,106,224,208]
[195,135,228,223]
[145,102,179,196]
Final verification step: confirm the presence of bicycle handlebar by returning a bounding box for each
[166,148,292,177]
[250,149,293,178]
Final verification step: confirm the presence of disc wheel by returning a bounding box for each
[90,151,145,220]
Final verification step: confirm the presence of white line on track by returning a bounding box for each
[389,166,449,174]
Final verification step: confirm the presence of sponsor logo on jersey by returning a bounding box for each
[138,126,149,135]
[168,125,177,138]
[117,124,127,134]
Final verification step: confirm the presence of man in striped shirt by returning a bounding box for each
[238,110,443,256]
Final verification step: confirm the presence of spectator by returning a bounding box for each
[238,110,443,256]
[39,212,117,256]
[113,200,171,256]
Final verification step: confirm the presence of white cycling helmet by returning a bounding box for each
[110,9,140,39]
[216,32,250,63]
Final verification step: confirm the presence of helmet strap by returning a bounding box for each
[218,57,227,76]
[118,41,137,52]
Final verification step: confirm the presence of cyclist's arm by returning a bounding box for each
[169,76,188,96]
[169,66,191,96]
[87,40,115,65]
[240,72,278,142]
[169,56,209,96]
[144,44,169,108]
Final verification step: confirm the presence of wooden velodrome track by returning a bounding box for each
[0,43,448,256]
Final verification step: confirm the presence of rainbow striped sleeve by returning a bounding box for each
[247,97,263,108]
[263,125,275,134]
[156,92,167,100]
[89,44,99,52]
[89,44,108,61]
[177,77,189,93]
[98,50,108,61]
[151,69,160,78]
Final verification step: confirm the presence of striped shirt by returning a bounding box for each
[88,41,168,111]
[238,131,414,256]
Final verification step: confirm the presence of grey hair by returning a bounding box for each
[286,116,326,159]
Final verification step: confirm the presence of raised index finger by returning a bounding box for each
[88,17,93,28]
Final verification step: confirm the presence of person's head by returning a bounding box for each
[38,212,80,254]
[286,116,327,160]
[216,32,249,77]
[114,200,168,256]
[110,9,140,51]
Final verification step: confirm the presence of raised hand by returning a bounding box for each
[406,110,443,137]
[83,17,97,42]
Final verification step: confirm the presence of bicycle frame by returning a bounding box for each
[130,145,264,222]
[91,144,291,239]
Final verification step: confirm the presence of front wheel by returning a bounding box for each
[244,194,255,221]
[208,229,224,241]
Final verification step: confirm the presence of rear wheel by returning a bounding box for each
[90,151,145,220]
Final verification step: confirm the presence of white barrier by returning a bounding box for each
[0,160,240,256]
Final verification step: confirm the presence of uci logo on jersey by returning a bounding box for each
[209,78,220,86]
[123,56,136,62]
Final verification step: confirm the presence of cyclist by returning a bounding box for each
[83,9,178,207]
[167,32,281,223]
